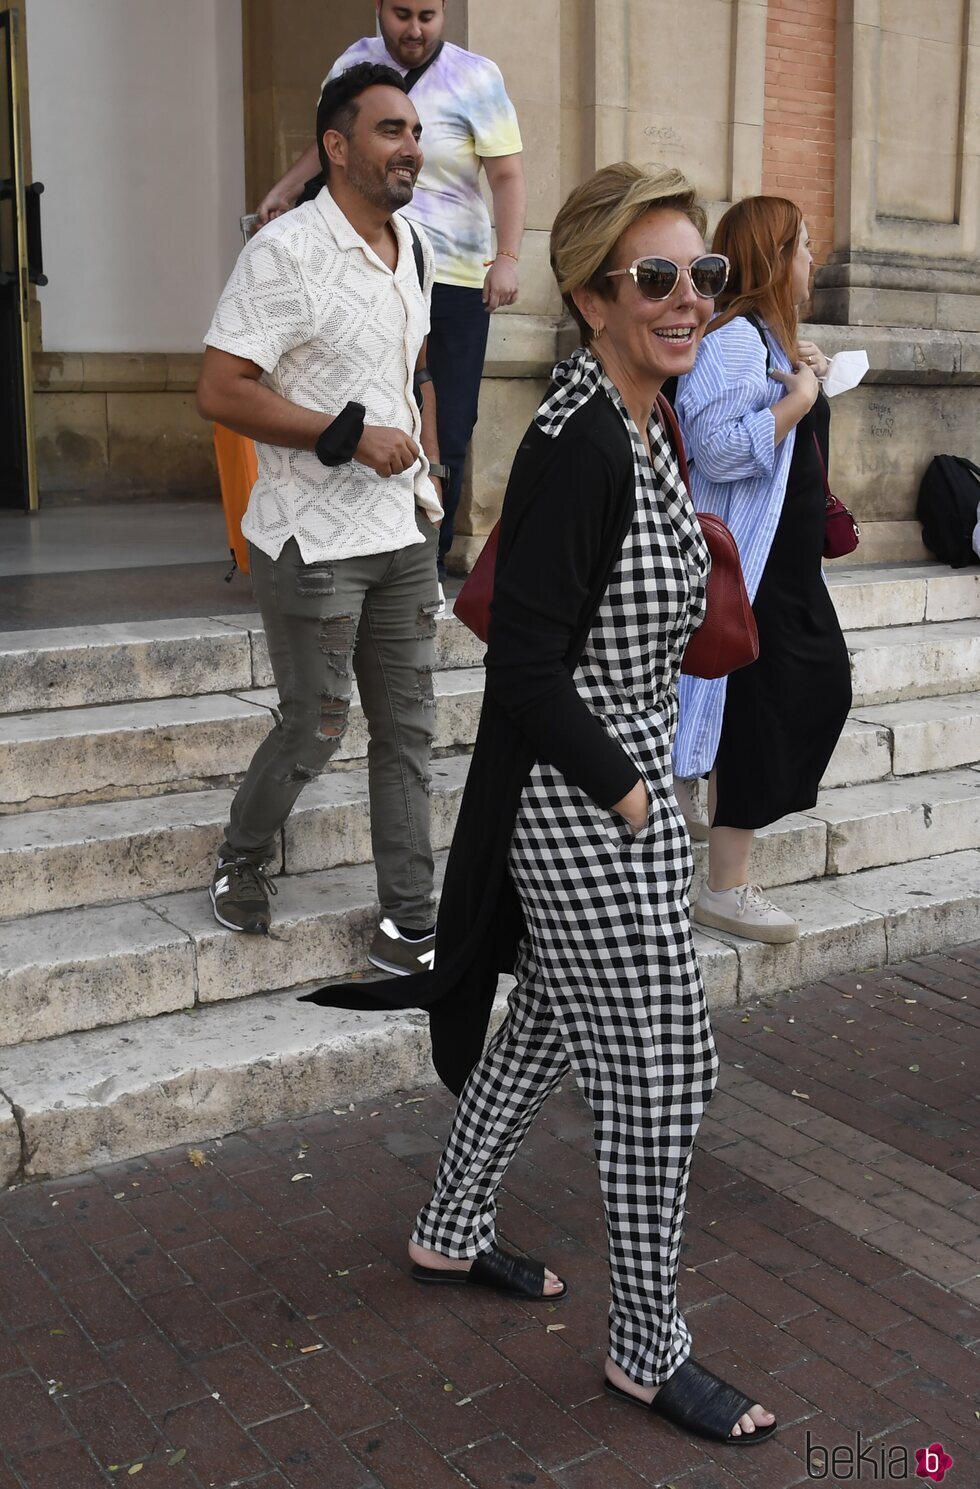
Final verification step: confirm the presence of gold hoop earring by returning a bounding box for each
[591,323,604,341]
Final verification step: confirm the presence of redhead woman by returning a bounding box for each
[672,197,851,942]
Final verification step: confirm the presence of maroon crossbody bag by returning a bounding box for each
[454,394,759,680]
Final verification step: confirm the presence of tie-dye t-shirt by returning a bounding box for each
[324,38,522,289]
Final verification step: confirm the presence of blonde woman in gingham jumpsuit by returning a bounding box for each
[414,357,715,1377]
[406,165,778,1448]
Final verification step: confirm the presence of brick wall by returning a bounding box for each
[762,0,836,266]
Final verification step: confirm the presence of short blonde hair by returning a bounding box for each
[551,162,707,342]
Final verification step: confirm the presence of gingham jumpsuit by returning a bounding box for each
[413,363,720,1387]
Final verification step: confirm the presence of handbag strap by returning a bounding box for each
[746,312,773,375]
[403,40,444,91]
[655,394,691,487]
[811,432,832,500]
[407,222,425,292]
[748,312,833,498]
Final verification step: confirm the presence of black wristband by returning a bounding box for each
[315,401,365,467]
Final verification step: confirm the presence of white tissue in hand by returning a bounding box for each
[822,350,869,398]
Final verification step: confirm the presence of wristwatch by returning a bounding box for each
[428,462,450,481]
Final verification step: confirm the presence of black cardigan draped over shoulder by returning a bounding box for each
[302,386,646,1094]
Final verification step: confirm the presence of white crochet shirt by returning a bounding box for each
[205,187,441,564]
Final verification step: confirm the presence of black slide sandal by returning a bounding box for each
[411,1242,568,1301]
[605,1357,777,1446]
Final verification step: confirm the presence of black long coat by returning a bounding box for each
[303,388,665,1094]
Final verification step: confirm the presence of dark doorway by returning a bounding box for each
[0,7,43,511]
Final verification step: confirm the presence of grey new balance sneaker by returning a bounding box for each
[210,856,277,934]
[368,918,436,976]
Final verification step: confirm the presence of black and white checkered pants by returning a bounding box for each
[414,376,716,1386]
[413,745,718,1385]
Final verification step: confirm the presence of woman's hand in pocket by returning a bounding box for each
[612,780,649,835]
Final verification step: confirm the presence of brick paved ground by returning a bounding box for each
[1,945,978,1489]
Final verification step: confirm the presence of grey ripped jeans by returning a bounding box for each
[221,513,440,930]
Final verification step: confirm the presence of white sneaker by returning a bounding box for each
[673,776,709,841]
[693,883,799,944]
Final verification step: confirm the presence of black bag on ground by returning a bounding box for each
[916,455,980,568]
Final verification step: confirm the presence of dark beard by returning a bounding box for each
[346,152,414,212]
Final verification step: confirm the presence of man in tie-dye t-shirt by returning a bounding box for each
[258,2,526,573]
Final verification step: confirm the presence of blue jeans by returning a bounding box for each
[427,282,491,568]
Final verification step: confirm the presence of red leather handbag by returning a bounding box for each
[453,522,498,644]
[814,435,860,559]
[454,396,759,679]
[679,512,759,677]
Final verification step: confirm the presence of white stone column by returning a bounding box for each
[446,0,564,566]
[814,0,980,330]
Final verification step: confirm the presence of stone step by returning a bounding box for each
[692,847,980,1003]
[0,829,792,1050]
[741,768,977,881]
[7,681,977,917]
[6,599,980,811]
[848,692,980,779]
[3,846,977,1181]
[0,670,484,810]
[842,520,931,567]
[0,755,470,921]
[5,766,979,1047]
[796,768,980,878]
[848,619,980,705]
[0,565,973,724]
[0,617,253,718]
[692,768,980,892]
[827,562,980,631]
[0,856,411,1049]
[0,610,486,717]
[822,718,893,790]
[692,641,980,793]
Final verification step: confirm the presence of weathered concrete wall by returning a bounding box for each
[26,0,245,354]
[34,355,214,500]
[242,0,373,210]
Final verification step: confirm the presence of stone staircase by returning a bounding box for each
[1,562,978,1182]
